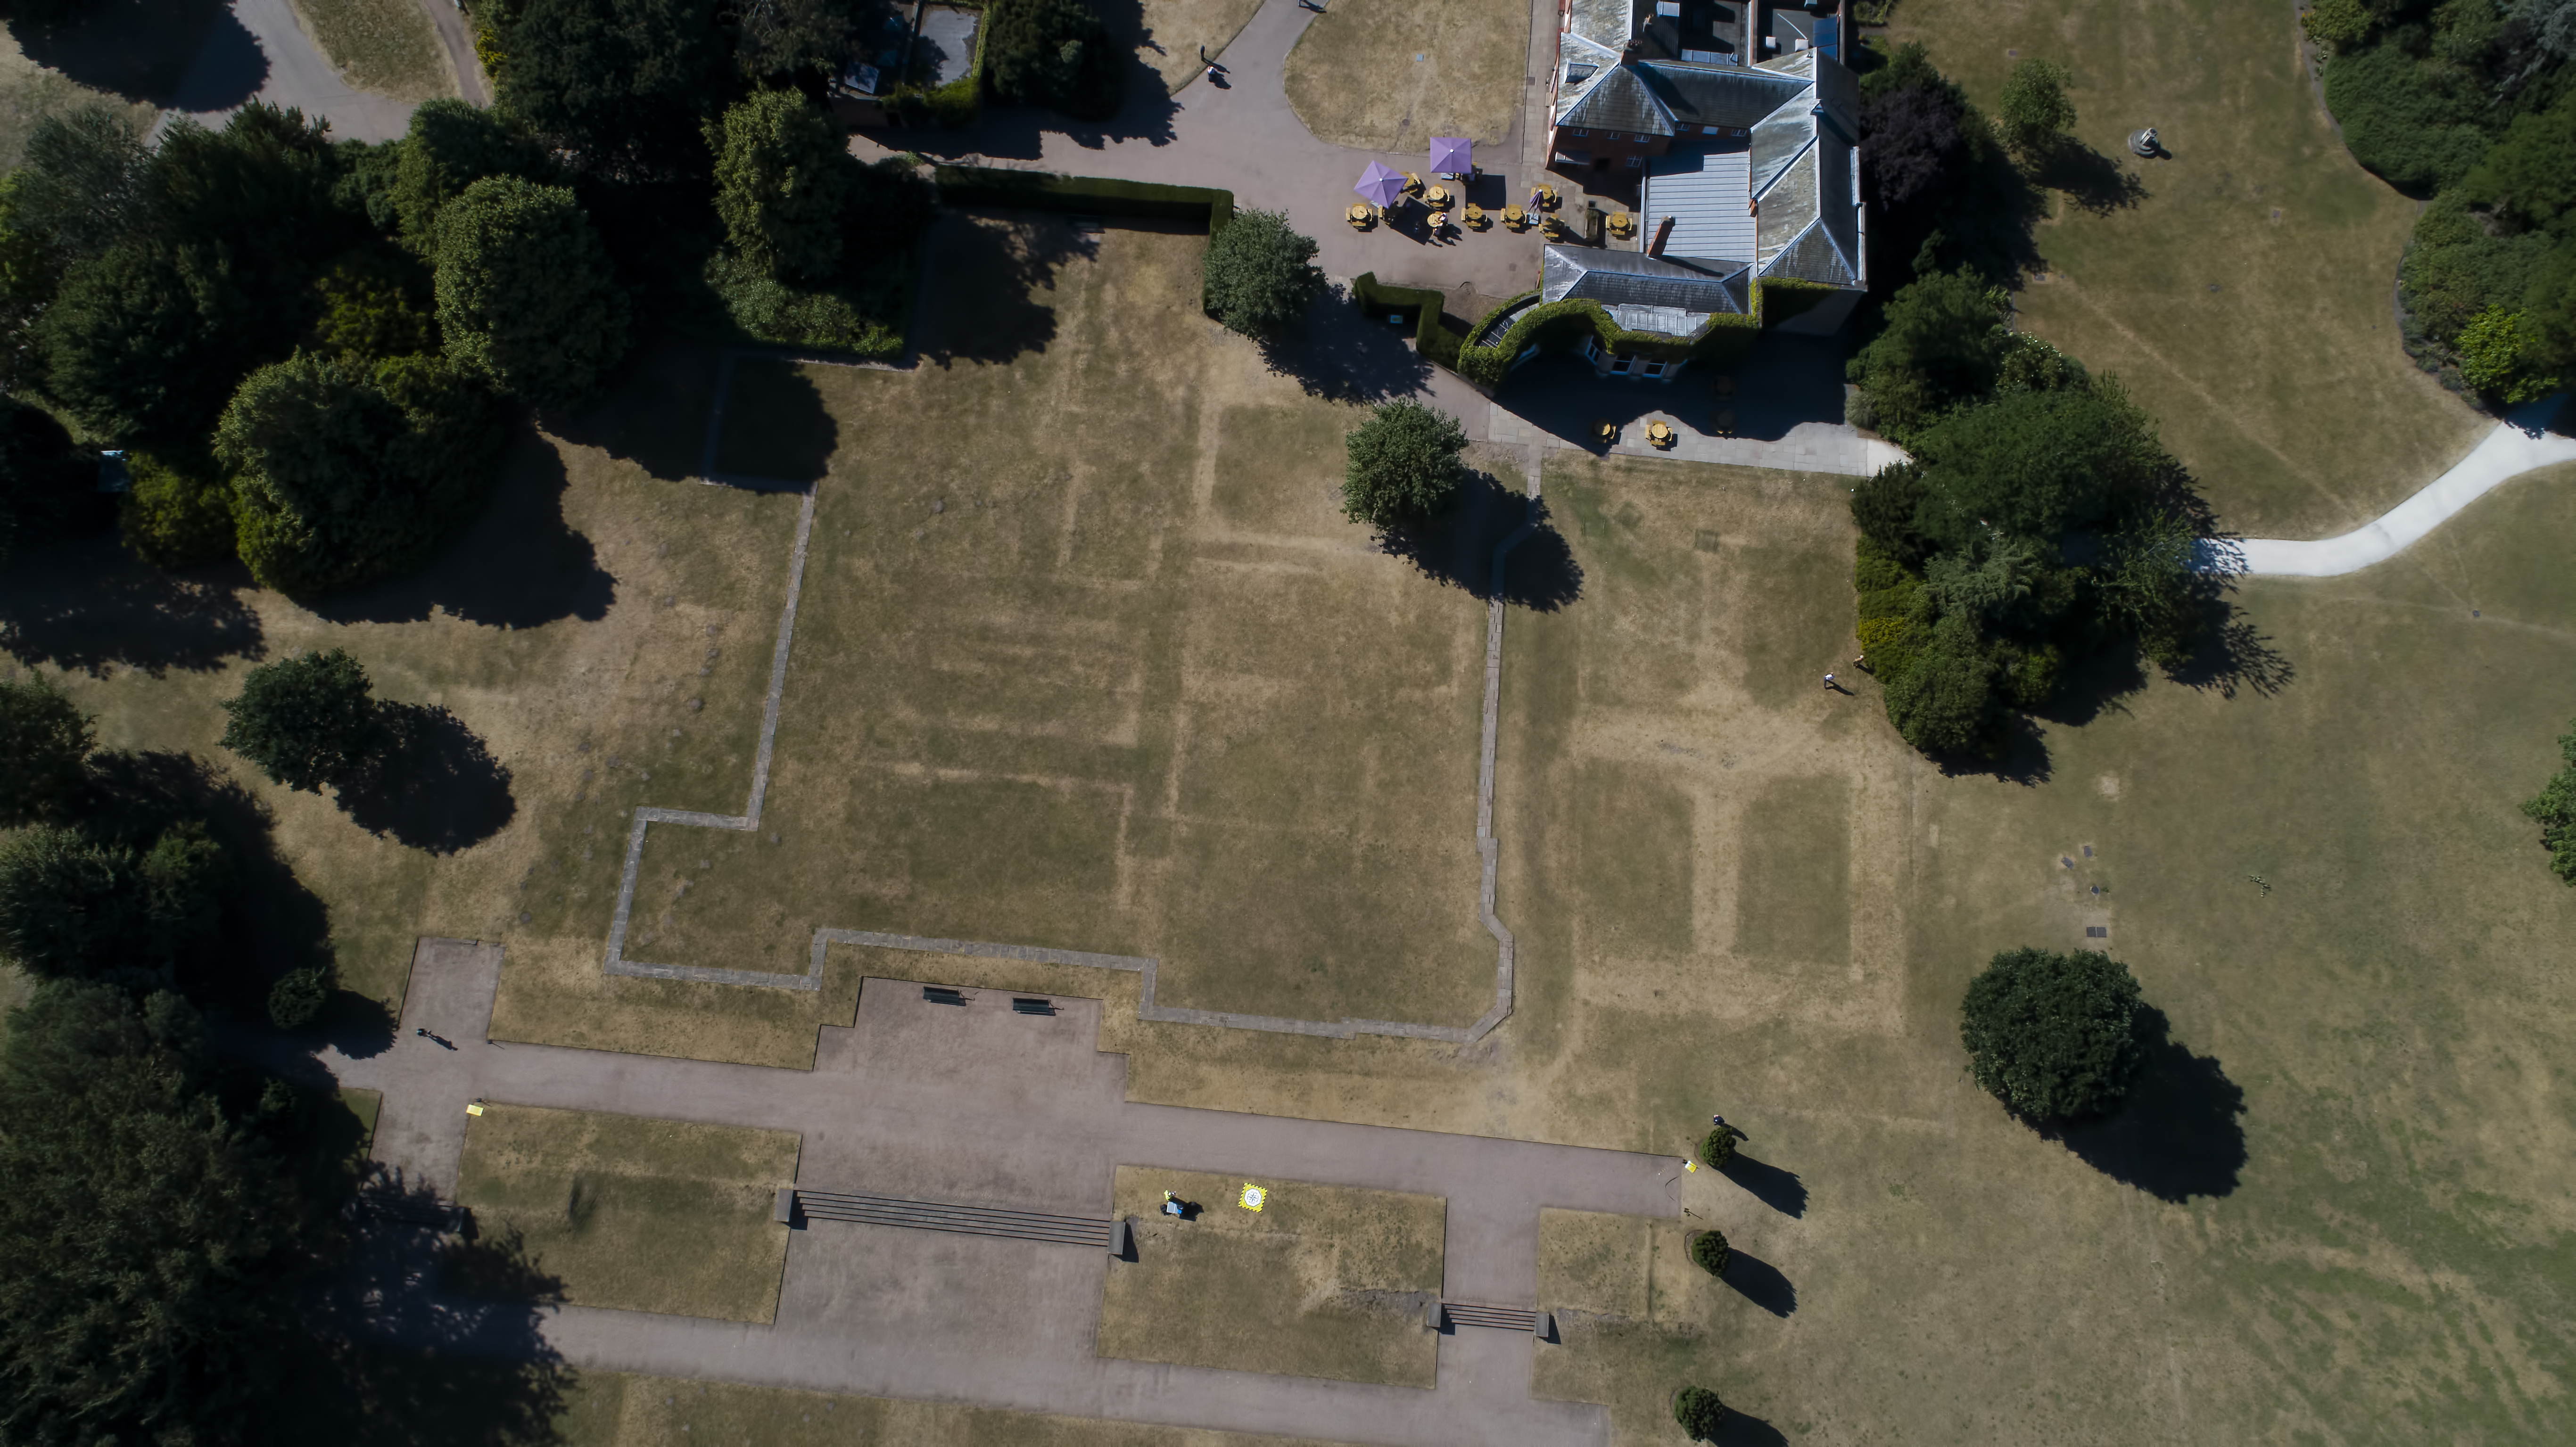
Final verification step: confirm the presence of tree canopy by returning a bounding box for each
[1996,58,2075,158]
[0,822,230,986]
[708,89,859,283]
[1845,269,2009,440]
[1341,400,1466,527]
[492,0,734,180]
[2521,717,2576,884]
[0,675,92,826]
[1202,208,1325,339]
[388,99,555,257]
[984,0,1123,120]
[433,175,631,410]
[1687,1228,1730,1277]
[1959,947,2145,1121]
[0,982,307,1446]
[217,648,387,793]
[1674,1385,1727,1441]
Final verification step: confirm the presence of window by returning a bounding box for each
[1703,125,1723,135]
[1610,356,1632,373]
[1643,361,1666,377]
[1567,127,1589,137]
[1626,155,1645,168]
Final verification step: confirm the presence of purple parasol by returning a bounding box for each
[1430,136,1472,176]
[1354,161,1406,207]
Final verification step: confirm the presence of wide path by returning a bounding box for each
[170,0,421,140]
[318,939,1685,1445]
[2211,397,2576,577]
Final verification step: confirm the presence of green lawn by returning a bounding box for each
[1882,0,2492,538]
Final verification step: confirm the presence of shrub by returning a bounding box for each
[434,175,631,410]
[708,89,859,284]
[1203,207,1325,339]
[1882,619,1998,755]
[0,675,92,827]
[1996,58,2074,158]
[220,351,507,597]
[266,966,332,1029]
[1959,947,2145,1121]
[118,449,236,569]
[1687,1229,1731,1276]
[2399,192,2554,353]
[1845,270,2009,442]
[985,0,1122,120]
[388,99,554,256]
[1674,1385,1726,1441]
[1342,400,1466,526]
[2521,718,2576,884]
[2323,43,2495,194]
[1699,1123,1742,1169]
[2456,304,2562,402]
[702,252,906,356]
[218,648,386,794]
[2301,0,2377,52]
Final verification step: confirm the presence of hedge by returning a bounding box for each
[1351,272,1465,370]
[1456,283,1774,389]
[933,165,1235,234]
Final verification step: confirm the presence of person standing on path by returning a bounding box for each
[1823,672,1837,691]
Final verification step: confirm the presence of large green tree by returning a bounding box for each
[1341,399,1466,527]
[0,675,91,826]
[2521,718,2576,884]
[1959,947,2145,1121]
[388,99,555,258]
[1996,58,2074,159]
[495,0,733,179]
[219,351,506,595]
[434,175,631,409]
[217,648,387,793]
[1202,208,1325,340]
[984,0,1123,120]
[0,823,230,985]
[0,982,306,1446]
[1674,1385,1727,1441]
[1845,270,2009,442]
[707,89,858,283]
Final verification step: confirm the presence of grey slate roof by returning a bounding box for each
[1560,64,1678,136]
[1640,145,1754,268]
[1636,61,1808,131]
[1543,245,1749,318]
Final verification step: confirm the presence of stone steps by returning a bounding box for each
[791,1188,1116,1250]
[1441,1300,1542,1333]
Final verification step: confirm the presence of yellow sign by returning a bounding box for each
[1238,1183,1267,1212]
[466,1102,486,1116]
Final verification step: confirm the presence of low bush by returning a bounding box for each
[1675,1385,1726,1440]
[2521,717,2576,885]
[118,450,236,569]
[2323,42,2496,194]
[1351,273,1467,370]
[932,166,1235,233]
[267,966,331,1029]
[1687,1229,1731,1276]
[702,252,907,356]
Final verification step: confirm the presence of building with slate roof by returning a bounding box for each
[1542,0,1866,352]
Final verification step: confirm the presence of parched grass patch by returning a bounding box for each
[1885,0,2487,537]
[286,0,453,101]
[616,220,1498,1029]
[1098,1166,1443,1387]
[1126,0,1269,95]
[454,1104,799,1322]
[1283,0,1529,151]
[561,1372,1369,1447]
[1533,1209,1737,1445]
[0,43,162,171]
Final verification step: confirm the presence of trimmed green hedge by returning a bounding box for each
[1456,283,1775,388]
[1351,272,1465,370]
[933,165,1236,234]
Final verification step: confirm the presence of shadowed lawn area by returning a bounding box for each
[454,1104,800,1323]
[1883,0,2489,538]
[561,1372,1371,1446]
[1099,1166,1444,1387]
[1283,0,1529,151]
[287,0,452,100]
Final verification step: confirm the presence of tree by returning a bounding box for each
[708,89,859,283]
[434,175,631,409]
[0,823,229,984]
[388,99,555,257]
[1859,83,1967,269]
[1699,1122,1743,1169]
[1203,208,1325,339]
[267,965,331,1029]
[1905,379,2167,549]
[0,982,307,1446]
[1960,947,2145,1121]
[2098,509,2204,668]
[119,446,238,568]
[1845,270,2009,442]
[2456,304,2562,402]
[735,0,859,78]
[0,674,92,826]
[496,0,733,180]
[309,249,439,363]
[2521,718,2576,884]
[984,0,1123,120]
[1341,400,1466,527]
[219,351,506,595]
[218,648,387,793]
[1687,1229,1730,1277]
[0,392,84,559]
[1997,58,2075,159]
[8,101,147,263]
[1674,1385,1727,1441]
[1880,617,1998,755]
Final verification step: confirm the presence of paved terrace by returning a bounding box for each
[324,938,1684,1445]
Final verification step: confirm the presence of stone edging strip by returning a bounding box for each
[600,357,1541,1046]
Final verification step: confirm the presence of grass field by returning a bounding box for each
[286,0,452,101]
[1098,1166,1444,1387]
[1880,0,2490,538]
[1533,1209,1755,1445]
[1282,0,1529,151]
[0,36,161,171]
[1126,0,1267,95]
[561,1373,1368,1447]
[453,1104,799,1322]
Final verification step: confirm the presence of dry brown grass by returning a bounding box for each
[1127,0,1268,95]
[285,0,453,101]
[1098,1166,1443,1387]
[561,1372,1371,1447]
[1884,0,2490,537]
[454,1103,799,1322]
[1282,0,1530,151]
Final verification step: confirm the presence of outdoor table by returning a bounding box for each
[1463,203,1486,229]
[1647,419,1676,448]
[1608,213,1636,239]
[1502,205,1525,228]
[1595,420,1618,443]
[1424,185,1450,207]
[1403,172,1424,194]
[1346,202,1372,229]
[1428,211,1449,231]
[1534,186,1559,210]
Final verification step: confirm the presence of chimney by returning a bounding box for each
[1648,214,1676,256]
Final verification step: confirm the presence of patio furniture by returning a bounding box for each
[1428,211,1449,232]
[1594,420,1619,444]
[1502,204,1526,229]
[1424,184,1450,208]
[1534,185,1560,210]
[1647,419,1676,449]
[1464,203,1486,229]
[1403,171,1424,195]
[1354,161,1406,209]
[1430,136,1472,179]
[1607,212,1637,240]
[1713,408,1736,436]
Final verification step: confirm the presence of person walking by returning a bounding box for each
[1822,672,1837,691]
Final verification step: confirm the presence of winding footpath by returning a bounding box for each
[2212,397,2576,577]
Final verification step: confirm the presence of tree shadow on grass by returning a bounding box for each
[2031,140,2149,217]
[1717,1154,1807,1218]
[1258,288,1439,405]
[1718,1249,1795,1318]
[10,0,256,107]
[1706,1407,1791,1447]
[310,428,613,629]
[80,749,335,1019]
[912,209,1096,368]
[2040,1006,2248,1203]
[544,337,727,485]
[704,359,837,487]
[1372,470,1583,611]
[0,524,264,675]
[2165,607,2295,701]
[337,704,516,855]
